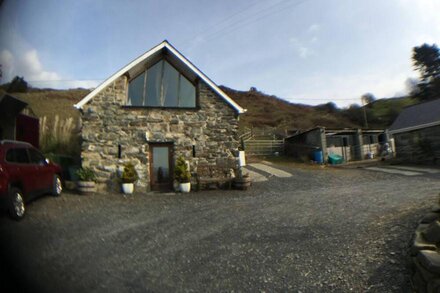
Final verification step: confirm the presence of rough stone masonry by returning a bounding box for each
[80,75,240,191]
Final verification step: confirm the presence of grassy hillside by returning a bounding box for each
[13,88,89,120]
[221,86,360,131]
[365,96,418,128]
[1,86,418,136]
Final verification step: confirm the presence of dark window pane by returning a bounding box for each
[162,62,179,107]
[6,149,14,162]
[29,149,45,165]
[146,61,162,107]
[128,72,145,106]
[179,76,196,107]
[7,148,29,164]
[16,149,29,163]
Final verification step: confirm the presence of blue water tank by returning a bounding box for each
[313,149,324,164]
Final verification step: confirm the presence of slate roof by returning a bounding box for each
[389,98,440,134]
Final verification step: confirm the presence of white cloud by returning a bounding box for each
[0,48,99,89]
[0,49,14,82]
[0,48,61,85]
[308,24,320,33]
[290,38,313,59]
[22,49,60,82]
[298,46,311,59]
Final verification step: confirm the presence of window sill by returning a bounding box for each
[121,105,200,110]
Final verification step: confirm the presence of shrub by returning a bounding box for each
[76,167,96,182]
[121,163,139,183]
[174,156,191,183]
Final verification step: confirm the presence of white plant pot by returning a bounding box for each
[238,151,246,166]
[180,182,191,193]
[122,183,134,194]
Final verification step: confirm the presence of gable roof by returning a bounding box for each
[74,40,245,114]
[0,93,28,117]
[389,98,440,134]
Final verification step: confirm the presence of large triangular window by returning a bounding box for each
[127,60,196,108]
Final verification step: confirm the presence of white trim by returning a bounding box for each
[74,41,245,114]
[389,120,440,135]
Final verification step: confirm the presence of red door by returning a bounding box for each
[16,114,39,149]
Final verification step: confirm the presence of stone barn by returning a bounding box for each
[74,40,245,191]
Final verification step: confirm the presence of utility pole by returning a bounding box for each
[361,96,369,129]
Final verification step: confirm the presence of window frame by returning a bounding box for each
[125,59,198,109]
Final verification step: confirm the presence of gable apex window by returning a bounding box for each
[127,60,196,108]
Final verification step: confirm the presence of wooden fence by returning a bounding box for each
[244,139,284,156]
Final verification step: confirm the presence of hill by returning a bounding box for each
[220,86,359,131]
[220,86,419,131]
[1,85,418,134]
[363,96,418,128]
[11,88,90,120]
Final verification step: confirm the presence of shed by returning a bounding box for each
[0,94,39,148]
[285,127,389,162]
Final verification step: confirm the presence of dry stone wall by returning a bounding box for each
[80,75,239,191]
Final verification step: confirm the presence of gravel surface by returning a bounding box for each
[1,164,439,292]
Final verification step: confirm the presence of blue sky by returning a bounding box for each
[1,0,440,107]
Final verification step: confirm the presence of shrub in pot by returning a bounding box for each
[76,167,97,195]
[120,163,139,194]
[174,156,191,193]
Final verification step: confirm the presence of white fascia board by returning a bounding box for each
[164,44,245,114]
[389,120,440,135]
[74,42,167,109]
[74,41,246,114]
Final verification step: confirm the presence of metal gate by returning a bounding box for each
[244,139,284,156]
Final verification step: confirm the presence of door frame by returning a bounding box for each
[148,142,174,191]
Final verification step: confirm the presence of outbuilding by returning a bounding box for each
[389,99,440,163]
[285,127,390,163]
[0,93,39,148]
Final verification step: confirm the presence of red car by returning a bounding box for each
[0,140,62,220]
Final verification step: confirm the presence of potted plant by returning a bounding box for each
[233,167,251,190]
[120,162,139,194]
[174,156,191,193]
[76,167,97,195]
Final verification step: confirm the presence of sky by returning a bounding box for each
[1,0,440,107]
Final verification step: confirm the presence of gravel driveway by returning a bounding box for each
[1,163,439,292]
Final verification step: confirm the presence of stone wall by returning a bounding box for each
[394,125,440,163]
[80,75,239,191]
[410,206,440,292]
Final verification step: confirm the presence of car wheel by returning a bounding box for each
[9,188,25,220]
[52,175,62,196]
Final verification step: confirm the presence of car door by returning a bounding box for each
[5,147,36,199]
[28,148,51,192]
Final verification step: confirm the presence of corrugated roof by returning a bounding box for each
[389,98,440,134]
[74,40,245,114]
